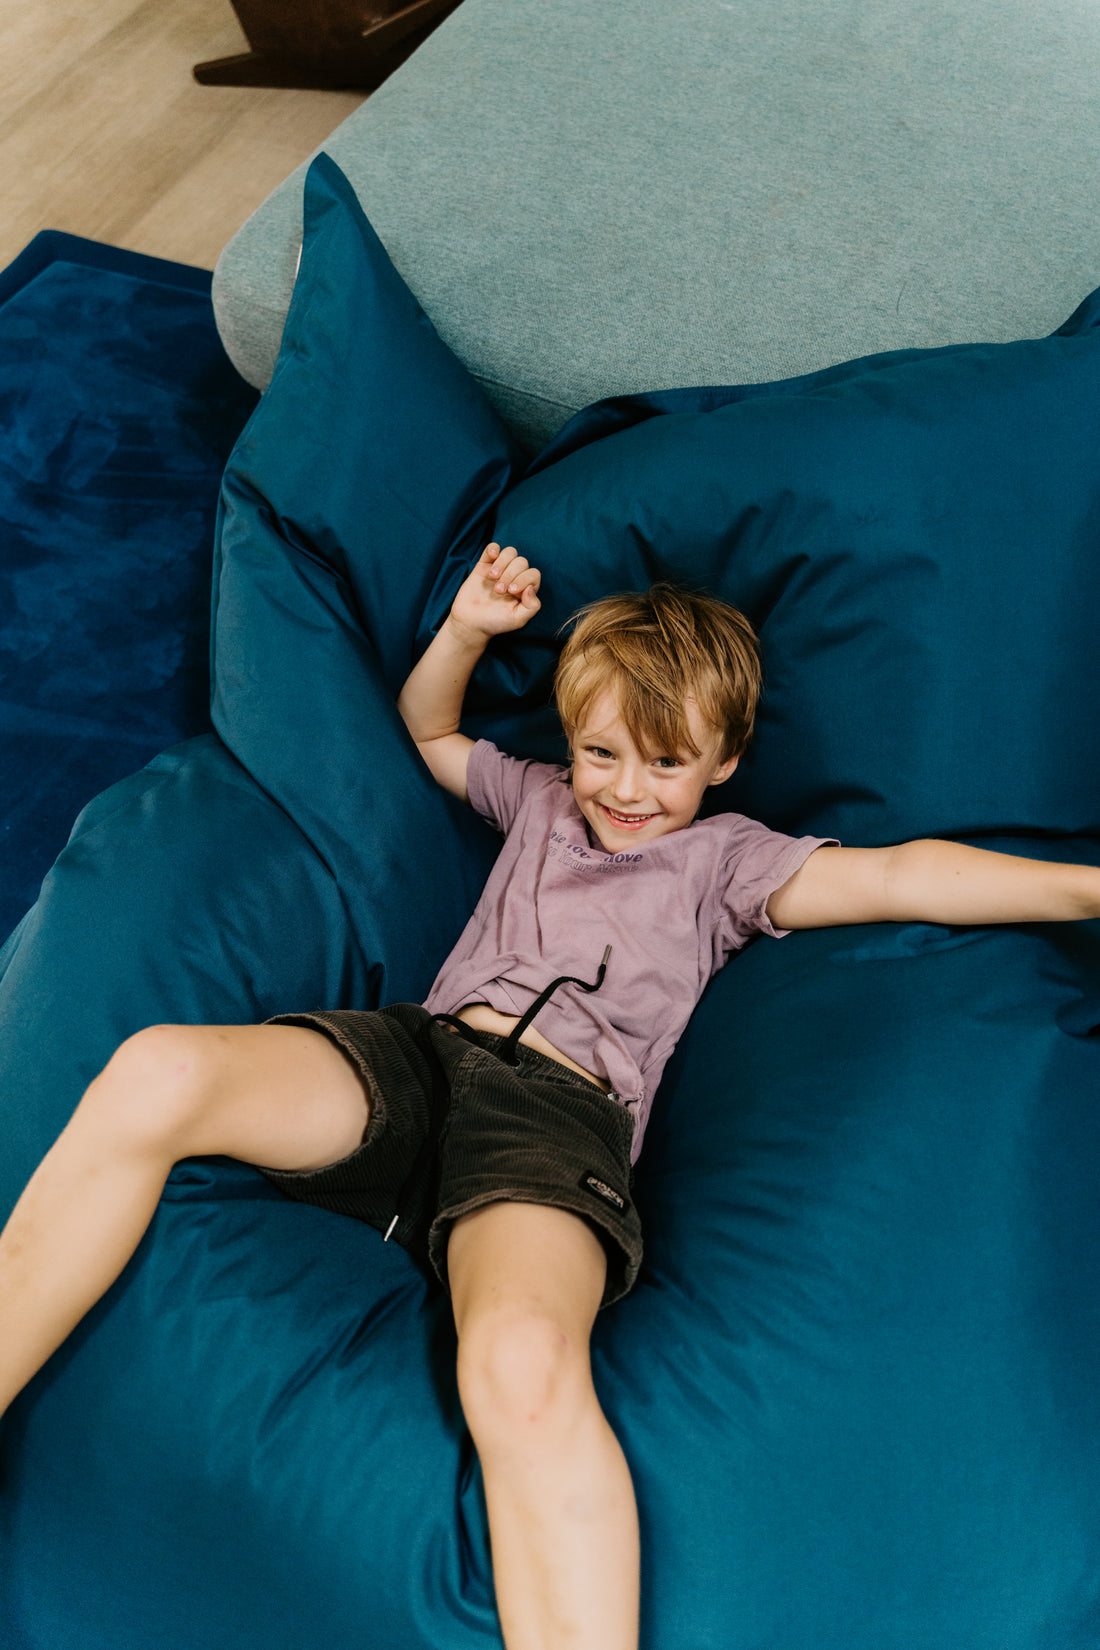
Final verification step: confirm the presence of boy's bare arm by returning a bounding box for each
[766,840,1100,932]
[397,542,541,801]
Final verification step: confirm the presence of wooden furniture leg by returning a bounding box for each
[194,0,464,91]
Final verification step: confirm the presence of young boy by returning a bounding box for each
[2,542,1099,1650]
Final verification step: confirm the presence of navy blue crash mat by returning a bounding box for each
[0,232,257,937]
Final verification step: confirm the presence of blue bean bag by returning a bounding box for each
[3,153,1100,1648]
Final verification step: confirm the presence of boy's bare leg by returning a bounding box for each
[0,1023,370,1419]
[448,1202,640,1650]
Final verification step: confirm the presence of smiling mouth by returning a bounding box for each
[600,805,658,827]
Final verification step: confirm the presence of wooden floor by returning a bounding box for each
[0,0,366,274]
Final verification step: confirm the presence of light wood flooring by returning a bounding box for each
[0,0,366,274]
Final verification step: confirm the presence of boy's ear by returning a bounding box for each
[708,753,740,786]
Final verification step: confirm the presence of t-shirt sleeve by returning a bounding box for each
[466,739,567,836]
[715,815,840,950]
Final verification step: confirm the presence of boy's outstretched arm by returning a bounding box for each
[397,542,541,801]
[766,840,1100,932]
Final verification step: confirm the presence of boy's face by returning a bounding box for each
[569,689,738,852]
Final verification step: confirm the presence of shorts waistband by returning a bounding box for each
[432,1011,615,1098]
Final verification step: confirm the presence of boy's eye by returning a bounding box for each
[654,755,682,769]
[590,746,614,759]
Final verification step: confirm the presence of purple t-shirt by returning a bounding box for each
[424,741,837,1161]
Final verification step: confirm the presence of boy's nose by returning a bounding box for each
[610,763,647,803]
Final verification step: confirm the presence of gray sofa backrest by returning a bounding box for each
[213,0,1100,451]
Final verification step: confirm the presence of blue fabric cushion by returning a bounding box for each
[3,153,1100,1649]
[484,304,1100,845]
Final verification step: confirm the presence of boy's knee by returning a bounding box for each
[457,1308,591,1453]
[84,1025,224,1154]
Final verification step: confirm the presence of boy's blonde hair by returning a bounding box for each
[554,584,762,764]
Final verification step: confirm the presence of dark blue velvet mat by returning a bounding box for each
[0,233,258,939]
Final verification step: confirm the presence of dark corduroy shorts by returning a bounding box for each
[256,1003,642,1306]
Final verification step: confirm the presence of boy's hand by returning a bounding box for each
[397,544,540,802]
[449,543,542,642]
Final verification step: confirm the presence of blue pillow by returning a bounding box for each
[482,304,1100,845]
[210,153,515,999]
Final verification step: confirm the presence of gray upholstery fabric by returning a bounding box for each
[213,0,1100,450]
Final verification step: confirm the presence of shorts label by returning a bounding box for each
[581,1173,625,1212]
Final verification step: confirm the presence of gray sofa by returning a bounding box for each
[213,0,1100,452]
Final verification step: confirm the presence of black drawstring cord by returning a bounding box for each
[497,943,612,1065]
